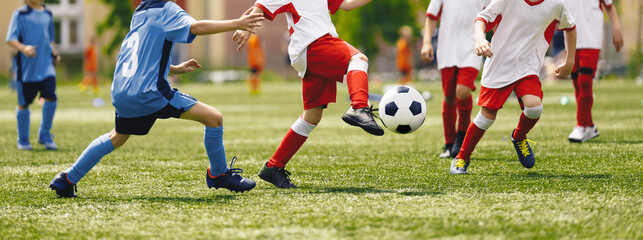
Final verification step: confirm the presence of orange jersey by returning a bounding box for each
[84,43,98,73]
[247,34,265,69]
[396,38,412,72]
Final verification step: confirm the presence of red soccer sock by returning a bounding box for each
[575,73,594,126]
[455,122,486,162]
[456,96,473,132]
[512,113,540,141]
[267,128,308,168]
[442,100,457,144]
[346,70,369,109]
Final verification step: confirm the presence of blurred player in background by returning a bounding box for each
[49,0,264,198]
[396,25,413,85]
[421,0,490,159]
[79,36,99,94]
[6,0,61,150]
[565,0,623,143]
[234,0,381,189]
[451,0,577,174]
[247,33,265,95]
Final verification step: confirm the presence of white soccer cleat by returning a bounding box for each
[568,126,586,143]
[584,125,600,142]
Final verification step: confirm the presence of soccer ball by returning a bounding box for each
[378,86,427,134]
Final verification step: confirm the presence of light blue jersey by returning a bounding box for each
[111,0,197,118]
[5,5,56,83]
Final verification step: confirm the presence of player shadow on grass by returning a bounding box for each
[579,139,643,144]
[81,195,239,203]
[298,186,444,196]
[513,172,612,179]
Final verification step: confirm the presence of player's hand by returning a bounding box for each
[22,45,36,57]
[52,53,61,65]
[421,43,434,63]
[237,13,264,33]
[612,29,623,52]
[171,59,202,74]
[555,62,574,78]
[233,30,252,51]
[475,38,493,58]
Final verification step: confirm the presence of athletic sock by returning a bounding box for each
[16,108,30,143]
[66,133,115,183]
[39,100,57,139]
[442,100,456,144]
[456,113,494,161]
[346,59,369,109]
[267,117,316,168]
[512,113,540,141]
[456,95,473,132]
[576,73,594,126]
[204,126,227,176]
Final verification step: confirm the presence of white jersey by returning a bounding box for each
[426,0,491,70]
[477,0,575,88]
[255,0,343,77]
[565,0,612,49]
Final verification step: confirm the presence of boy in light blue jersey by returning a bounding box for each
[6,0,61,150]
[49,0,264,197]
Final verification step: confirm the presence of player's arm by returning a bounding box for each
[339,0,372,11]
[605,5,623,52]
[190,13,263,36]
[7,40,36,57]
[50,42,60,65]
[474,20,493,58]
[233,7,266,50]
[555,29,576,78]
[421,17,437,63]
[170,59,202,75]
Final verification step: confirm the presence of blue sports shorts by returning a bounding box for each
[115,91,197,135]
[17,76,56,106]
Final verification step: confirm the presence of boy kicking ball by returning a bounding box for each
[233,0,381,188]
[451,0,577,174]
[49,0,264,197]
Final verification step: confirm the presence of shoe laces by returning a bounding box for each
[517,139,537,157]
[454,159,466,168]
[367,105,383,123]
[228,156,244,174]
[277,168,292,183]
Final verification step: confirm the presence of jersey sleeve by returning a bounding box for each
[601,0,614,8]
[254,0,293,21]
[557,2,576,31]
[162,3,197,43]
[328,0,343,15]
[426,0,443,20]
[476,0,508,31]
[5,11,20,42]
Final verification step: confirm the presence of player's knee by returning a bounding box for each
[351,53,368,63]
[523,105,543,119]
[473,111,495,130]
[455,86,471,100]
[206,112,223,128]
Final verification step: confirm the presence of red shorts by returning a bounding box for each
[478,75,543,111]
[441,67,478,97]
[572,49,600,77]
[302,35,361,110]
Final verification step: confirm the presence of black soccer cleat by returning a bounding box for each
[49,172,77,198]
[258,163,297,189]
[341,106,385,136]
[206,156,256,193]
[450,131,466,158]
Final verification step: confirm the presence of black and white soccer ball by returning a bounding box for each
[378,86,427,134]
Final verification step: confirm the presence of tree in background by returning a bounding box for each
[96,0,133,55]
[332,0,428,58]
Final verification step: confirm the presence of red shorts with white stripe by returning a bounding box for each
[302,34,361,110]
[441,67,478,97]
[478,75,543,111]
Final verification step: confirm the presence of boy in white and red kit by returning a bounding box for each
[233,0,381,188]
[421,0,491,159]
[565,0,623,143]
[451,0,577,174]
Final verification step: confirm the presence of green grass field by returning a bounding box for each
[0,79,641,239]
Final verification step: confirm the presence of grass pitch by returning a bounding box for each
[0,79,641,239]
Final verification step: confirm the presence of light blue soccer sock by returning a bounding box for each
[66,133,115,184]
[16,108,30,143]
[204,126,227,176]
[39,100,57,139]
